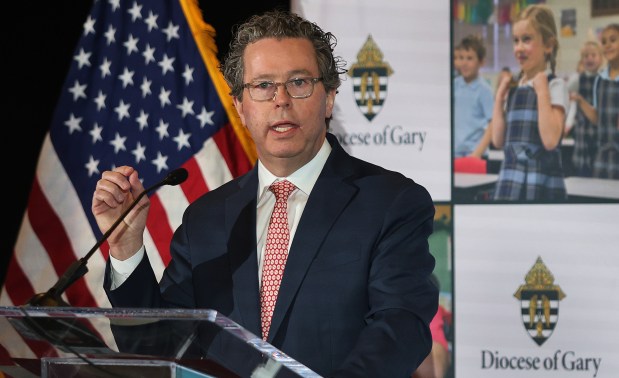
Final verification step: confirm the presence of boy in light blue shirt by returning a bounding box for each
[454,35,494,158]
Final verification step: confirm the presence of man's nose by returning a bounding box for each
[273,84,292,106]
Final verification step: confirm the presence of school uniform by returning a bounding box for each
[571,72,599,177]
[591,67,619,179]
[493,73,568,201]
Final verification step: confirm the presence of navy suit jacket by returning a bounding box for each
[105,133,438,377]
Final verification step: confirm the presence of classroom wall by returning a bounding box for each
[455,0,618,87]
[547,0,617,77]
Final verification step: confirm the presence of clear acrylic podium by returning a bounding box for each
[0,306,321,378]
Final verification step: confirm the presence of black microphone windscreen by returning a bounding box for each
[165,168,189,186]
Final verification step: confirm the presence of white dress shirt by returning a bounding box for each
[110,137,332,289]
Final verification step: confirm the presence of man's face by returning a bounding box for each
[233,37,335,175]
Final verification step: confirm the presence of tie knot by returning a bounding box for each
[270,180,296,201]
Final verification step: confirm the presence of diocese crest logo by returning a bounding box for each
[347,35,393,121]
[514,257,566,346]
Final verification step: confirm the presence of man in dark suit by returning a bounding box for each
[92,9,437,377]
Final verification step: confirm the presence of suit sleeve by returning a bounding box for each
[332,182,438,378]
[104,252,163,308]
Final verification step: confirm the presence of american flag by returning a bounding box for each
[0,0,255,363]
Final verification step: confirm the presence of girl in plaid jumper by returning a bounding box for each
[572,23,619,179]
[491,4,568,201]
[566,41,604,177]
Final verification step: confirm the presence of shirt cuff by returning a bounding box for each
[109,246,145,290]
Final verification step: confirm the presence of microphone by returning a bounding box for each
[27,167,189,307]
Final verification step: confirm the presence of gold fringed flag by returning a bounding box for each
[0,0,255,363]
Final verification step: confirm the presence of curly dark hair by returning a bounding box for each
[220,9,347,101]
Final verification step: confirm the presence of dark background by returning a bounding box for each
[3,0,289,287]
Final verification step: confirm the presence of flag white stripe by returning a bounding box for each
[14,217,58,297]
[196,138,234,191]
[0,287,15,307]
[158,185,189,232]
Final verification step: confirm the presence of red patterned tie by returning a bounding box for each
[260,180,296,340]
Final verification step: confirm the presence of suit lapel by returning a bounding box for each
[227,169,262,336]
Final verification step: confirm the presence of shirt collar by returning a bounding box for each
[455,75,484,89]
[520,68,552,86]
[599,65,619,81]
[257,137,332,198]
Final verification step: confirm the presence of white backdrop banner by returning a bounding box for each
[454,204,619,378]
[292,0,452,201]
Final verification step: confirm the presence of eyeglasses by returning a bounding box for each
[242,77,323,102]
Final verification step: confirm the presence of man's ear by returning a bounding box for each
[232,96,246,125]
[325,90,336,118]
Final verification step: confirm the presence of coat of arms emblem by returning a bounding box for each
[514,257,566,346]
[348,35,393,121]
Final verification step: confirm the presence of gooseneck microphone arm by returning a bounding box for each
[27,167,189,306]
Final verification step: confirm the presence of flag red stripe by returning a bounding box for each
[213,122,254,177]
[181,158,209,203]
[145,195,174,266]
[26,178,97,307]
[2,255,35,307]
[0,342,13,366]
